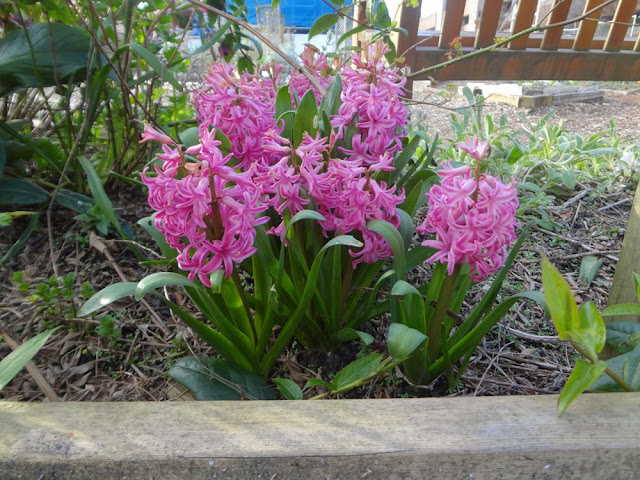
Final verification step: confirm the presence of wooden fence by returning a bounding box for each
[398,0,640,82]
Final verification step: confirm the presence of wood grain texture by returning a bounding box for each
[608,181,640,321]
[541,0,573,50]
[573,0,606,51]
[438,0,467,49]
[475,0,505,48]
[1,393,639,479]
[413,48,640,80]
[509,0,539,49]
[603,0,638,52]
[396,0,422,98]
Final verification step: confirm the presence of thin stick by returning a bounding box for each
[0,329,62,402]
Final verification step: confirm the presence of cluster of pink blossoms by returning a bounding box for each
[331,42,408,165]
[194,62,278,170]
[417,138,519,282]
[258,130,404,265]
[140,125,267,286]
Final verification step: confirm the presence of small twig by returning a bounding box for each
[597,197,633,212]
[551,188,591,210]
[502,325,562,344]
[550,250,620,261]
[46,210,60,279]
[0,329,62,402]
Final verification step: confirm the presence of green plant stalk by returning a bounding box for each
[231,267,256,342]
[427,264,462,361]
[571,340,632,393]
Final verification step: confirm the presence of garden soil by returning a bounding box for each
[1,86,639,401]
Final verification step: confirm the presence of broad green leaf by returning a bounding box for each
[576,302,606,355]
[558,359,607,416]
[396,208,415,250]
[209,270,225,294]
[292,90,318,147]
[0,212,39,266]
[0,178,48,205]
[127,43,183,91]
[55,189,93,214]
[332,353,383,390]
[78,282,137,316]
[287,209,325,234]
[275,85,292,119]
[634,273,640,302]
[319,74,342,117]
[605,321,640,353]
[388,323,427,360]
[590,347,640,392]
[334,328,374,345]
[178,127,200,148]
[374,2,392,29]
[308,13,338,40]
[214,129,232,155]
[0,137,5,177]
[78,156,127,239]
[541,257,579,337]
[137,216,176,260]
[366,219,406,280]
[337,24,367,47]
[304,378,334,390]
[168,356,275,400]
[578,255,602,287]
[135,272,194,301]
[0,23,90,96]
[0,328,58,391]
[273,378,303,400]
[602,303,640,317]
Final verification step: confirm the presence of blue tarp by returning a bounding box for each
[241,0,335,30]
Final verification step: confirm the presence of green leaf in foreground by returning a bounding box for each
[78,282,137,316]
[332,353,383,390]
[273,378,303,400]
[168,356,275,400]
[308,13,338,40]
[134,272,194,301]
[0,329,58,391]
[558,359,607,416]
[388,323,427,360]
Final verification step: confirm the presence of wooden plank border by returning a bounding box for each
[1,393,639,479]
[413,49,640,80]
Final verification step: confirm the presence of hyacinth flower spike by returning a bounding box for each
[417,137,519,362]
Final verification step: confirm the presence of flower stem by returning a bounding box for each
[231,267,256,343]
[571,341,632,393]
[427,263,462,362]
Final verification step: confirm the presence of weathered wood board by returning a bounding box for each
[1,393,639,479]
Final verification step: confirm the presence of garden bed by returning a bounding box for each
[1,89,638,401]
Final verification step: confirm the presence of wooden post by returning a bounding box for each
[396,0,422,98]
[608,181,640,321]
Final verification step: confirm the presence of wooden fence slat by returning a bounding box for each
[573,0,606,51]
[1,394,640,479]
[541,0,574,50]
[604,0,638,51]
[438,0,467,49]
[509,0,540,49]
[413,48,640,80]
[397,0,423,98]
[475,0,505,48]
[635,30,640,51]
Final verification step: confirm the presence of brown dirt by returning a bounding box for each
[1,86,639,402]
